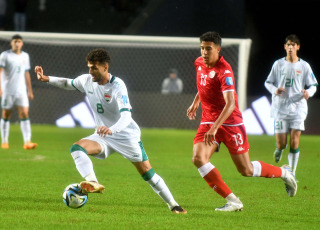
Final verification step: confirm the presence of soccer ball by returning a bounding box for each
[62,183,88,209]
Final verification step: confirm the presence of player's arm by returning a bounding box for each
[35,66,74,90]
[0,67,2,97]
[25,71,34,100]
[187,92,200,120]
[204,91,235,145]
[97,111,132,137]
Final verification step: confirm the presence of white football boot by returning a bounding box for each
[281,165,297,197]
[215,197,243,212]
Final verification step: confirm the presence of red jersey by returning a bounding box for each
[195,56,243,125]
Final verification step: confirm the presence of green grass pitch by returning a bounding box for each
[0,124,319,229]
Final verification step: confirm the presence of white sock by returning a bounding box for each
[288,149,300,175]
[198,162,215,177]
[251,161,262,177]
[144,170,178,209]
[20,119,31,144]
[225,193,238,202]
[1,118,10,143]
[71,148,98,182]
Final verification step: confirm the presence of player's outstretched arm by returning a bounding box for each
[35,66,49,82]
[35,65,75,90]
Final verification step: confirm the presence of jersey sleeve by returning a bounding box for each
[25,53,31,71]
[220,68,235,93]
[0,52,7,68]
[70,74,87,93]
[265,61,278,85]
[305,63,318,87]
[114,80,132,112]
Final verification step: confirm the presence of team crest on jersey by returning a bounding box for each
[296,70,301,76]
[209,71,215,79]
[104,93,111,102]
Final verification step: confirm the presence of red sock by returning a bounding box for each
[203,168,232,198]
[259,161,282,178]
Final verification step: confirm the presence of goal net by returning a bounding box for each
[0,31,251,129]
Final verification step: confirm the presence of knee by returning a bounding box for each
[192,154,207,168]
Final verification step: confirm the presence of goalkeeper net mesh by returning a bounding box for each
[0,32,251,129]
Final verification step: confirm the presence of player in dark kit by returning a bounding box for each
[187,31,297,211]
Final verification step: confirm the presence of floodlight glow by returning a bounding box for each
[252,96,274,135]
[242,108,264,135]
[70,102,95,128]
[56,114,76,128]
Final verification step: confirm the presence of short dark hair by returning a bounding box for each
[200,31,222,46]
[285,34,300,45]
[86,48,111,64]
[11,34,23,40]
[169,68,178,74]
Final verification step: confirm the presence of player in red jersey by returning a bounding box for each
[187,31,297,211]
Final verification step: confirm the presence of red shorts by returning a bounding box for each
[193,124,250,155]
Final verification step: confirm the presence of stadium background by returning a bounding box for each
[1,0,319,134]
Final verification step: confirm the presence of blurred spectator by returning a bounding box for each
[14,0,28,31]
[161,68,183,94]
[0,0,6,30]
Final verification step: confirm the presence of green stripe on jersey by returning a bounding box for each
[139,141,148,161]
[71,79,81,92]
[110,75,116,83]
[120,108,132,113]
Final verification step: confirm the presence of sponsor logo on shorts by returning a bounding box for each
[237,146,244,152]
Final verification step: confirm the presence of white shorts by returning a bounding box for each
[1,94,29,109]
[274,119,305,133]
[83,133,149,162]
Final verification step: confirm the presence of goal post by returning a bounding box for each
[0,31,252,129]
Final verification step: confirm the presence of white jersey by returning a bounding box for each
[71,74,141,140]
[0,50,30,96]
[265,57,318,120]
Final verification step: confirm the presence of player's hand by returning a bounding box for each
[187,104,199,120]
[97,126,112,137]
[28,91,34,100]
[301,89,309,100]
[34,66,49,82]
[276,87,286,96]
[203,126,217,146]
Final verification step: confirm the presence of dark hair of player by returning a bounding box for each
[285,34,300,45]
[86,48,111,65]
[200,31,222,46]
[11,34,23,40]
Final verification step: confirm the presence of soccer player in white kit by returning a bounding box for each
[265,34,318,178]
[35,48,186,214]
[0,34,37,149]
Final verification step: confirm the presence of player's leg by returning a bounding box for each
[274,119,288,163]
[70,138,105,193]
[133,158,187,213]
[227,124,297,197]
[193,142,243,211]
[288,128,301,177]
[17,106,37,149]
[1,109,11,149]
[192,124,242,211]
